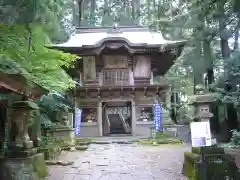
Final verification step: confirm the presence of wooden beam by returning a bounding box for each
[0,83,22,95]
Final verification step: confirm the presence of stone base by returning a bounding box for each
[5,148,37,158]
[0,153,48,180]
[8,140,34,151]
[46,126,75,146]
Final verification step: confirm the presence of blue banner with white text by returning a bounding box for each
[75,109,82,136]
[153,104,163,132]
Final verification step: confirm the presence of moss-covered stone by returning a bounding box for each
[61,146,71,151]
[183,149,239,180]
[46,127,75,147]
[192,146,225,155]
[38,145,61,160]
[75,145,88,151]
[32,153,48,178]
[0,153,48,180]
[75,138,92,145]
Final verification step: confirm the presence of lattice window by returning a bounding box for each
[103,69,129,86]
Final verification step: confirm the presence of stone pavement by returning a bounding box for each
[48,143,190,180]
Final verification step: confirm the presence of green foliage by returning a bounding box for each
[0,24,78,92]
[37,93,73,127]
[0,0,78,92]
[0,0,74,43]
[221,129,240,148]
[230,130,240,147]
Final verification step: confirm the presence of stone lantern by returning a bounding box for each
[189,93,217,144]
[7,100,39,157]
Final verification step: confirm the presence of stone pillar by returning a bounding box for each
[131,100,136,136]
[68,113,73,128]
[97,101,103,136]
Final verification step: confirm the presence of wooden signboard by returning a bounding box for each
[103,55,128,69]
[133,55,151,78]
[83,56,96,81]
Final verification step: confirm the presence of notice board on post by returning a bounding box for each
[190,121,212,147]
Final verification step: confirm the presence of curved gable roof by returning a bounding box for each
[52,26,186,49]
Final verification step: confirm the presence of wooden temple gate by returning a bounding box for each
[76,85,169,136]
[52,25,186,137]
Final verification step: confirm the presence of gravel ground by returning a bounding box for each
[48,143,190,180]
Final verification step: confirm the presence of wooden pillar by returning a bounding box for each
[131,100,136,136]
[97,101,103,136]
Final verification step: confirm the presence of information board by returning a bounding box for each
[75,109,82,136]
[153,104,163,132]
[190,121,212,147]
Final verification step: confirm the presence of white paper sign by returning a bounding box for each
[190,121,212,147]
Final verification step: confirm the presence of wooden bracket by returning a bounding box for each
[131,87,135,98]
[108,88,112,97]
[97,88,100,99]
[85,88,89,99]
[120,87,123,97]
[143,87,147,97]
[155,86,160,96]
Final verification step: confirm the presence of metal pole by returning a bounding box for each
[201,147,207,180]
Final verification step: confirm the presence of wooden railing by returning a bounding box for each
[102,69,129,86]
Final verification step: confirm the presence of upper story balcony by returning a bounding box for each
[77,69,168,88]
[102,69,130,86]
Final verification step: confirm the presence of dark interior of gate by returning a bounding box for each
[102,101,132,135]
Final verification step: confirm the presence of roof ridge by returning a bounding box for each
[75,26,150,34]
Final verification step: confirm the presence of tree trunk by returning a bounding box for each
[193,40,204,94]
[78,0,83,26]
[102,0,109,25]
[203,39,214,86]
[90,0,96,26]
